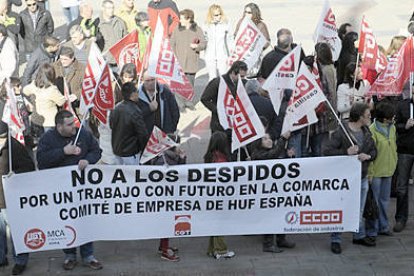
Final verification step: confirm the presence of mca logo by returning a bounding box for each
[175,215,191,236]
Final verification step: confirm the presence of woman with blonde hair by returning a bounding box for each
[203,4,233,80]
[385,35,406,58]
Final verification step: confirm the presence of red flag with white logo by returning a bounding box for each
[91,64,115,124]
[262,45,301,114]
[2,81,25,144]
[109,29,142,73]
[63,78,80,128]
[140,126,178,164]
[80,43,106,115]
[313,0,342,61]
[228,17,267,69]
[283,62,327,132]
[369,35,413,96]
[359,17,388,74]
[217,76,235,130]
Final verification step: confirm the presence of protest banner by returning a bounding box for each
[3,156,361,254]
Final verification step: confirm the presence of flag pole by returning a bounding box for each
[73,109,90,146]
[7,126,12,173]
[325,99,355,146]
[353,16,364,97]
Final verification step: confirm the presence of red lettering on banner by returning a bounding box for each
[156,40,175,78]
[294,75,315,98]
[146,132,169,155]
[300,210,342,224]
[223,89,236,127]
[280,55,295,72]
[82,64,97,106]
[228,25,258,65]
[323,8,336,26]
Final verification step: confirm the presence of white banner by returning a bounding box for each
[3,157,361,254]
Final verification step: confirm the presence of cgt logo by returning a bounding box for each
[24,228,46,250]
[174,215,191,236]
[300,210,342,225]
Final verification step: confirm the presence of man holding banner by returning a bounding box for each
[36,110,102,271]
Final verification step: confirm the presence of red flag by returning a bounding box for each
[359,17,388,75]
[63,78,80,128]
[109,30,142,73]
[369,36,413,96]
[92,64,115,124]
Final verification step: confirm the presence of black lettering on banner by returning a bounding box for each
[188,169,201,182]
[114,202,132,214]
[239,184,257,195]
[271,163,286,179]
[206,200,224,210]
[228,198,255,210]
[59,202,110,220]
[204,168,216,182]
[135,170,147,182]
[262,183,278,194]
[53,191,74,204]
[71,169,103,187]
[287,162,300,178]
[19,194,49,209]
[111,169,126,183]
[149,170,164,182]
[233,166,246,181]
[256,165,269,180]
[218,167,231,182]
[165,170,178,182]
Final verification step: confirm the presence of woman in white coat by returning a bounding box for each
[203,4,233,80]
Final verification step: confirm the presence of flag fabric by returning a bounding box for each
[283,62,327,132]
[80,43,106,115]
[231,78,265,152]
[359,17,388,73]
[228,17,267,70]
[313,0,342,61]
[63,78,80,128]
[262,45,301,114]
[167,73,195,101]
[140,126,178,164]
[282,110,318,134]
[2,81,25,144]
[147,16,184,84]
[217,76,235,130]
[109,29,142,73]
[91,63,115,124]
[369,35,414,96]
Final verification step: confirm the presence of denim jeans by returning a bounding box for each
[301,132,328,157]
[331,178,368,242]
[366,177,392,236]
[395,153,414,223]
[115,154,141,165]
[288,131,302,158]
[63,242,94,262]
[0,210,29,265]
[63,6,80,24]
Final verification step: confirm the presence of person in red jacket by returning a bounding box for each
[147,0,179,37]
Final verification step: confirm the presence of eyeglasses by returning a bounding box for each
[244,10,252,14]
[213,13,221,17]
[27,3,37,7]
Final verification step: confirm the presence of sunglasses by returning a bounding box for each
[213,13,221,16]
[244,11,252,14]
[27,3,37,7]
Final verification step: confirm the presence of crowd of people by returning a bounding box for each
[0,0,413,275]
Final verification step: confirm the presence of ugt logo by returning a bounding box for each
[175,215,191,236]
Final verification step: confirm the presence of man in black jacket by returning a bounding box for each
[37,110,103,271]
[201,61,248,133]
[110,82,148,165]
[18,0,54,61]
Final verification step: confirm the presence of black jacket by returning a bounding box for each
[37,128,102,170]
[323,123,377,178]
[21,45,56,86]
[201,74,247,132]
[249,91,277,140]
[18,7,54,53]
[110,100,149,157]
[395,99,414,155]
[249,136,287,160]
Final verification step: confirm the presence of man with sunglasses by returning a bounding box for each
[18,0,54,62]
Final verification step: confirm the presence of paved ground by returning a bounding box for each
[4,1,414,275]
